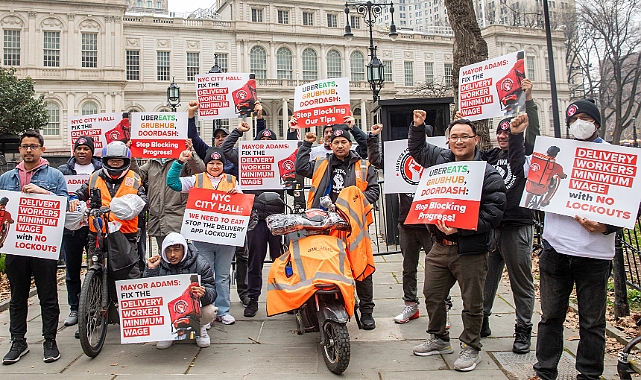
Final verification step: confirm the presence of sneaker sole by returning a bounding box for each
[394,311,420,324]
[413,348,454,356]
[63,320,77,327]
[2,348,29,364]
[43,353,60,363]
[217,319,236,325]
[454,357,482,372]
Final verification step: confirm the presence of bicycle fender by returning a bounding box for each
[316,304,349,324]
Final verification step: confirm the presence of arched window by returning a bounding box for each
[276,47,293,80]
[302,48,318,81]
[81,101,98,115]
[43,102,60,136]
[250,46,267,79]
[350,51,365,81]
[326,50,342,78]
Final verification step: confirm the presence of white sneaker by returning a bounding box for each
[203,322,211,330]
[216,314,236,325]
[156,340,173,350]
[196,326,210,348]
[393,302,420,324]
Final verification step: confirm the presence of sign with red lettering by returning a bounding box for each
[383,138,447,194]
[521,136,641,228]
[68,113,124,157]
[0,191,66,260]
[116,274,201,344]
[292,77,351,128]
[238,140,299,190]
[181,188,254,246]
[195,73,256,120]
[458,51,526,121]
[65,174,90,194]
[405,161,485,230]
[130,113,188,158]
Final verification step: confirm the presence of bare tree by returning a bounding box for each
[444,0,491,149]
[411,80,455,98]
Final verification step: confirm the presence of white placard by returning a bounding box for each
[195,73,256,120]
[383,137,447,194]
[68,113,125,156]
[238,140,299,190]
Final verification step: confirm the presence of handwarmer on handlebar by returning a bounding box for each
[266,209,350,236]
[110,194,145,220]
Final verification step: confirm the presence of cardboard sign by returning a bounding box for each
[180,188,254,247]
[383,137,448,194]
[68,113,125,156]
[405,161,486,230]
[458,51,526,121]
[0,191,66,260]
[65,174,90,194]
[520,136,641,228]
[238,140,299,190]
[129,112,188,158]
[116,274,202,344]
[195,73,256,119]
[292,78,351,128]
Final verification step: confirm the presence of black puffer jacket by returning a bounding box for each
[143,244,217,306]
[408,122,506,256]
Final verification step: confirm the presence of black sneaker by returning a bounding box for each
[43,339,60,363]
[481,316,491,337]
[2,339,29,365]
[361,313,376,330]
[240,295,251,308]
[244,298,259,317]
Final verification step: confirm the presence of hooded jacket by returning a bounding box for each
[143,233,217,306]
[58,156,102,175]
[408,122,506,256]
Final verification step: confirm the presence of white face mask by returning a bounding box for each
[569,119,596,140]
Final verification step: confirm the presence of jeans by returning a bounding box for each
[247,220,283,300]
[62,227,89,312]
[483,224,535,326]
[193,241,235,317]
[423,242,488,351]
[6,254,60,340]
[534,242,611,380]
[398,224,433,304]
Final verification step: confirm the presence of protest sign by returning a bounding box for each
[195,73,257,119]
[520,136,641,228]
[68,113,126,156]
[129,112,188,158]
[65,174,90,194]
[181,188,254,247]
[116,274,202,344]
[292,78,351,128]
[383,137,447,194]
[404,161,486,230]
[0,191,66,260]
[458,50,526,121]
[238,140,299,189]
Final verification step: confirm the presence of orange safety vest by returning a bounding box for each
[332,186,375,281]
[307,157,370,210]
[88,171,141,234]
[266,235,355,317]
[193,172,236,191]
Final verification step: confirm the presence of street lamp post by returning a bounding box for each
[209,54,225,147]
[167,77,181,112]
[344,1,398,102]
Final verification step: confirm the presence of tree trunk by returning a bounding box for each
[444,0,491,149]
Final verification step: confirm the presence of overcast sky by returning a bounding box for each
[168,0,217,13]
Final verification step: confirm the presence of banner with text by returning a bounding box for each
[292,77,350,128]
[520,136,641,228]
[238,140,299,190]
[181,188,254,247]
[458,50,526,121]
[0,191,66,260]
[383,137,448,194]
[129,112,188,158]
[116,274,202,344]
[65,175,90,194]
[68,113,127,156]
[405,161,485,230]
[195,73,256,120]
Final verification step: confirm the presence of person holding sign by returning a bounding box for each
[305,115,368,162]
[296,124,380,330]
[144,232,218,349]
[0,130,71,365]
[532,100,622,380]
[408,112,506,372]
[167,146,241,325]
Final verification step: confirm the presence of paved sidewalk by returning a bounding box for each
[0,253,621,379]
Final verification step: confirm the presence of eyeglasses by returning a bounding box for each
[449,135,476,142]
[19,144,41,151]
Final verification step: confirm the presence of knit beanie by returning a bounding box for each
[255,129,277,140]
[204,147,226,165]
[74,136,95,155]
[496,118,513,133]
[330,124,351,142]
[566,99,601,128]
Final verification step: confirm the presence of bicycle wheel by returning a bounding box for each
[78,268,108,357]
[322,320,350,374]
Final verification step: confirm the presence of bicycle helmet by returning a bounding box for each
[101,141,131,179]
